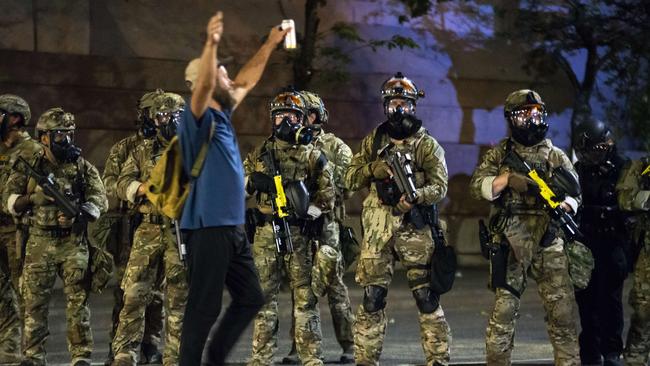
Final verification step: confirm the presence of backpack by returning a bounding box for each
[144,124,214,219]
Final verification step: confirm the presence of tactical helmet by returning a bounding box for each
[149,92,185,119]
[35,107,75,133]
[504,89,548,146]
[268,90,307,120]
[138,89,165,116]
[574,117,615,164]
[300,91,329,124]
[0,94,31,125]
[380,72,425,104]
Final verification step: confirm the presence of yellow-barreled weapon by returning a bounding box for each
[274,175,289,218]
[503,149,582,241]
[642,164,650,176]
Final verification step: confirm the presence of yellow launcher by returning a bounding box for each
[274,175,289,218]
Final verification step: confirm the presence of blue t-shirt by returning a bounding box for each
[178,105,245,229]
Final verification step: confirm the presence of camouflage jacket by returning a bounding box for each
[103,132,145,211]
[312,130,352,220]
[345,126,448,208]
[4,149,107,228]
[0,131,43,219]
[616,157,650,241]
[470,137,580,226]
[243,138,335,215]
[116,137,167,215]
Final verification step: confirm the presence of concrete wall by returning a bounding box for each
[0,0,583,266]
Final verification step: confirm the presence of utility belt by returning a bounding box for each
[29,226,74,238]
[141,213,169,226]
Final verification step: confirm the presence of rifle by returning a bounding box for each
[379,145,456,293]
[262,147,294,255]
[502,150,583,241]
[173,220,187,265]
[16,156,80,218]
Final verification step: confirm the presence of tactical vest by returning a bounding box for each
[29,157,86,228]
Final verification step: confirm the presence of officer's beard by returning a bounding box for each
[213,85,236,111]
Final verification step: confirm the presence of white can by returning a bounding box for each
[281,19,297,50]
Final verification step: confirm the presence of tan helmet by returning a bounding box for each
[35,107,75,134]
[138,89,165,116]
[504,89,546,116]
[380,72,425,103]
[300,91,329,124]
[0,94,31,125]
[150,92,186,119]
[268,90,307,120]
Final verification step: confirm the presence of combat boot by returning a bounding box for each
[603,354,623,366]
[281,344,299,364]
[139,343,162,364]
[340,345,354,364]
[73,361,91,366]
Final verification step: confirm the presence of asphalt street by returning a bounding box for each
[35,267,632,365]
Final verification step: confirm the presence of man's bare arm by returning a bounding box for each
[191,11,223,119]
[231,26,290,109]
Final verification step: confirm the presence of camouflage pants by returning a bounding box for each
[89,215,163,347]
[624,241,650,366]
[354,222,451,366]
[0,230,20,361]
[249,223,323,366]
[112,222,187,366]
[486,224,579,366]
[21,230,92,365]
[291,218,354,353]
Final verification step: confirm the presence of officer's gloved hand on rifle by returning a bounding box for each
[507,172,534,193]
[370,160,392,180]
[247,172,276,194]
[396,194,416,214]
[80,202,101,222]
[12,190,54,213]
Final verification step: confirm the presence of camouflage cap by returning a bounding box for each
[565,240,594,290]
[138,89,165,112]
[150,92,186,119]
[504,89,545,115]
[300,90,329,124]
[0,94,31,125]
[35,107,75,132]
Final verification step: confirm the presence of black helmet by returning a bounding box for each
[504,89,548,146]
[574,117,615,164]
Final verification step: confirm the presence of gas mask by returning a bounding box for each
[385,105,422,140]
[49,130,81,163]
[140,112,157,139]
[508,106,548,146]
[274,116,313,145]
[156,110,182,141]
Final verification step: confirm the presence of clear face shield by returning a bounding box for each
[155,109,183,140]
[509,105,547,128]
[386,98,415,117]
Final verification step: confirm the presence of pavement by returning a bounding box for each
[24,267,632,365]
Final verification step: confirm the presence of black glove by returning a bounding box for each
[248,172,276,194]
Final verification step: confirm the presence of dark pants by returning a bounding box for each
[179,226,265,366]
[576,237,627,364]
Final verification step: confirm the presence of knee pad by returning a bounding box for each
[362,285,387,313]
[412,287,439,314]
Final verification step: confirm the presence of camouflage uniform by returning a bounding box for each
[616,158,650,366]
[92,131,164,356]
[345,126,451,366]
[309,131,355,351]
[112,93,187,366]
[244,138,335,366]
[470,137,580,366]
[4,108,107,365]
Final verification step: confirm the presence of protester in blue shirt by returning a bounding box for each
[178,11,290,366]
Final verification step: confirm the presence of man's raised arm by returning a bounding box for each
[231,26,290,109]
[191,11,222,119]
